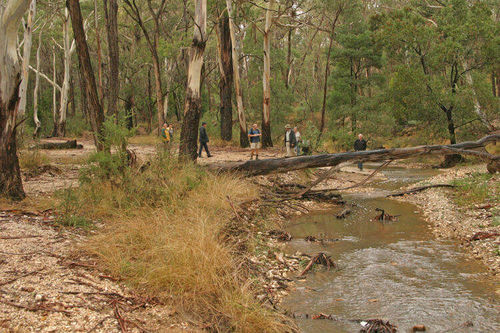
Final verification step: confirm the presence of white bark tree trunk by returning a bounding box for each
[163,57,174,122]
[56,8,76,137]
[52,45,58,135]
[179,0,207,160]
[226,0,249,147]
[0,0,31,200]
[261,0,274,147]
[32,28,41,137]
[463,61,495,132]
[17,0,35,118]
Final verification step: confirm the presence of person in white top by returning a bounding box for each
[294,127,301,155]
[284,124,296,157]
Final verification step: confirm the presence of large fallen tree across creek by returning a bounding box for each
[208,134,499,176]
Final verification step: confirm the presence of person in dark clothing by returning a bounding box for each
[284,124,297,157]
[354,133,367,170]
[198,122,212,158]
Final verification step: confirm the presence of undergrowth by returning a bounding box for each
[56,118,293,331]
[451,172,499,227]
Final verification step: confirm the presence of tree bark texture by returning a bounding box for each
[56,8,76,137]
[18,0,35,118]
[67,0,105,151]
[217,12,233,142]
[0,0,31,200]
[179,0,207,161]
[103,0,119,119]
[225,0,249,147]
[261,0,274,148]
[208,135,499,176]
[32,29,41,137]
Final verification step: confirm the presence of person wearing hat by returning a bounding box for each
[284,124,297,157]
[198,122,212,158]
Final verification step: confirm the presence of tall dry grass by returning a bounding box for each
[62,152,293,331]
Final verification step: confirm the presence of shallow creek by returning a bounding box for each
[282,166,499,332]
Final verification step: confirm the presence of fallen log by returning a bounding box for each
[35,139,83,150]
[386,184,455,197]
[469,231,500,241]
[207,135,499,176]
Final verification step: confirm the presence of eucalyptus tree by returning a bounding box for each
[179,0,207,160]
[375,0,497,162]
[0,0,31,200]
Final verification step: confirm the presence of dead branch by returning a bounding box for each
[386,184,455,197]
[373,208,399,222]
[470,231,500,241]
[0,298,70,314]
[0,235,42,239]
[113,302,128,332]
[207,135,499,176]
[0,268,43,287]
[299,253,335,276]
[34,139,83,150]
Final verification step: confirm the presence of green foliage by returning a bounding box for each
[451,172,499,207]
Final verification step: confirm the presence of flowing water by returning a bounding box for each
[282,165,499,332]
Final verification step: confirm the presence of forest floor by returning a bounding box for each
[1,137,497,331]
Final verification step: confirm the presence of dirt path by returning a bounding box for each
[0,209,194,332]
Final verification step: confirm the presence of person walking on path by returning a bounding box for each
[248,123,262,160]
[168,124,174,141]
[294,126,302,156]
[354,133,367,170]
[198,122,212,158]
[284,124,297,158]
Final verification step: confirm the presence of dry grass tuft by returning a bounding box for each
[62,152,292,331]
[19,150,50,171]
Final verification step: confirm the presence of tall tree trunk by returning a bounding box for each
[179,0,207,161]
[56,8,76,137]
[18,0,36,118]
[217,12,233,142]
[285,27,292,89]
[318,30,334,142]
[94,0,104,107]
[318,14,340,144]
[51,46,59,136]
[67,0,105,151]
[0,0,31,200]
[103,0,119,119]
[261,0,274,148]
[152,50,164,132]
[163,58,174,122]
[33,29,42,138]
[225,0,249,147]
[78,60,88,123]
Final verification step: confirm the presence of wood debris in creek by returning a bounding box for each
[268,230,292,241]
[373,208,399,222]
[299,252,335,276]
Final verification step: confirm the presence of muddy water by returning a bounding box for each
[282,166,499,332]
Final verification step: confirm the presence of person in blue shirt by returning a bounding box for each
[248,123,262,160]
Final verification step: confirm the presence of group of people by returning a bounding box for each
[163,122,368,170]
[248,123,303,160]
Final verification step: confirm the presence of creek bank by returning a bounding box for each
[394,165,500,275]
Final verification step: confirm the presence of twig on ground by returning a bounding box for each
[386,184,455,197]
[0,268,43,287]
